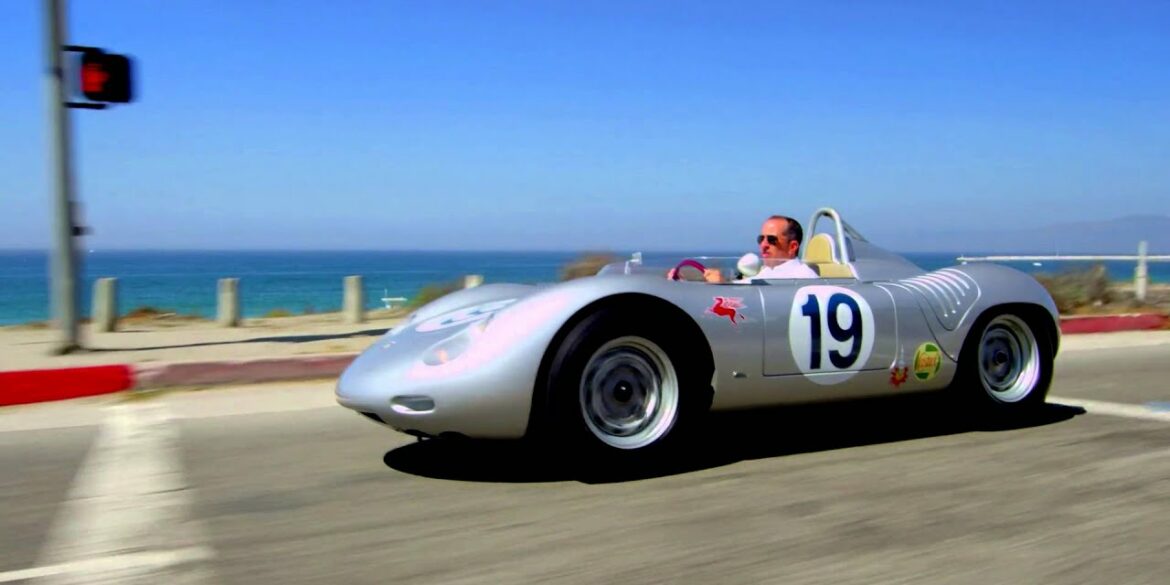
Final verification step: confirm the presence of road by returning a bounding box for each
[1,337,1168,584]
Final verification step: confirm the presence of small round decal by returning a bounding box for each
[912,342,942,381]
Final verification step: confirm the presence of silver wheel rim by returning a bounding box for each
[977,315,1041,403]
[579,336,679,450]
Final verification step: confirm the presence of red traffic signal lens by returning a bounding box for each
[79,51,133,103]
[81,62,109,94]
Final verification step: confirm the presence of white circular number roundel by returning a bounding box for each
[414,299,517,333]
[788,286,875,385]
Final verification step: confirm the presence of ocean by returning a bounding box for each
[0,250,1164,326]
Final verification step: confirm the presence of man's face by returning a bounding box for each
[758,218,798,264]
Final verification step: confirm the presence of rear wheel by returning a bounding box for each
[542,303,712,459]
[950,310,1054,418]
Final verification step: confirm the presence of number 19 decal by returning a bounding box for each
[788,286,875,385]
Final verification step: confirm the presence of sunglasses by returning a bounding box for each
[757,235,786,246]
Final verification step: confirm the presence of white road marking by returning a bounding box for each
[0,547,212,583]
[32,402,216,584]
[1051,396,1170,423]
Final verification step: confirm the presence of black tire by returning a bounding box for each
[540,302,713,461]
[948,308,1055,420]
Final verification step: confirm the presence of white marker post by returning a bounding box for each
[343,275,365,323]
[1135,240,1149,303]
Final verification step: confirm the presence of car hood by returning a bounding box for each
[401,283,544,323]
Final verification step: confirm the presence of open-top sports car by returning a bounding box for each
[336,208,1059,455]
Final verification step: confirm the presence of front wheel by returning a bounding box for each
[542,303,712,459]
[579,335,680,449]
[950,311,1054,417]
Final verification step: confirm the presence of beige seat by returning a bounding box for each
[804,233,855,278]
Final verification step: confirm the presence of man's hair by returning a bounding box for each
[768,215,803,245]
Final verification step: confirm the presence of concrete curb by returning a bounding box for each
[0,355,358,407]
[134,354,358,389]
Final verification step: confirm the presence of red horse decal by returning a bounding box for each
[708,297,746,325]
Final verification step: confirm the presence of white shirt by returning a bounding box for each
[738,259,820,281]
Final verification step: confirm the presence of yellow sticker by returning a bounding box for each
[912,342,942,381]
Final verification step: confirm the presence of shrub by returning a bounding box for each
[1035,264,1113,313]
[122,306,171,320]
[560,252,618,281]
[410,280,462,308]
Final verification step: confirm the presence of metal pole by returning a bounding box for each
[44,0,81,353]
[1135,240,1149,303]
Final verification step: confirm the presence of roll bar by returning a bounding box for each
[803,207,865,263]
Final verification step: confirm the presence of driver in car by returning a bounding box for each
[669,215,819,282]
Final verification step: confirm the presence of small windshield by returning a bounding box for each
[602,253,788,282]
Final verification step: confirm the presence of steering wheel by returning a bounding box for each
[670,258,708,281]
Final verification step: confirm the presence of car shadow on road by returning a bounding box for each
[382,394,1086,484]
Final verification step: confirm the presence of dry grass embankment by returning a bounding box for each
[1035,264,1170,316]
[560,253,618,281]
[402,252,620,307]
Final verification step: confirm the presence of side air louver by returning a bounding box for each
[898,269,981,331]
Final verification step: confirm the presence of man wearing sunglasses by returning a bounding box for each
[669,215,819,282]
[738,215,819,281]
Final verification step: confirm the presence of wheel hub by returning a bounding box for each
[613,382,634,403]
[977,315,1041,403]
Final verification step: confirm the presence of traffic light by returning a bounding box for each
[79,50,133,103]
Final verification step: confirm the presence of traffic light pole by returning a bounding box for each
[43,0,81,354]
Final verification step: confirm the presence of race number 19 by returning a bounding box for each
[789,286,875,383]
[800,293,863,369]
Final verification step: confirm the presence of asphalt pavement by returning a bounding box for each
[1,339,1168,584]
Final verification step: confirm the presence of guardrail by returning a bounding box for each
[958,241,1163,301]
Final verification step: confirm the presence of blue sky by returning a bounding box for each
[1,1,1168,252]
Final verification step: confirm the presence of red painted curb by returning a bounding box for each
[1060,313,1169,334]
[0,365,135,407]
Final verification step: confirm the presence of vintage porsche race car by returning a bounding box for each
[336,208,1059,454]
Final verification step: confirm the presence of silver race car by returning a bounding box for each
[336,208,1059,455]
